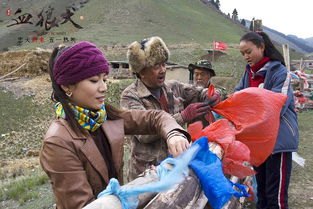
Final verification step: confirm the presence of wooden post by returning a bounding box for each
[143,171,204,209]
[83,143,223,209]
[282,44,290,71]
[82,142,249,209]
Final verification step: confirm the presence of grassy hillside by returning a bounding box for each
[1,0,246,51]
[71,0,245,44]
[0,0,253,73]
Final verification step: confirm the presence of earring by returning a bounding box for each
[66,91,72,97]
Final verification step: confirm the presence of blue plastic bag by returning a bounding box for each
[189,137,249,209]
[97,144,200,209]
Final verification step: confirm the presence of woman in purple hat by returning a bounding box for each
[39,41,190,209]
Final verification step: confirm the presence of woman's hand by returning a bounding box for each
[167,136,190,157]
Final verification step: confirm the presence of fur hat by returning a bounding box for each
[127,36,170,73]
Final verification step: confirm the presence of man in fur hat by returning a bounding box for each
[120,36,221,181]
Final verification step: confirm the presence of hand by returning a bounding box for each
[205,91,221,107]
[181,102,211,123]
[167,136,190,157]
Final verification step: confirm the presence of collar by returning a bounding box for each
[58,118,87,140]
[135,79,172,99]
[250,57,270,73]
[135,79,155,98]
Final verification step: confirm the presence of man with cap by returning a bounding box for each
[188,60,227,98]
[120,36,220,181]
[188,60,216,88]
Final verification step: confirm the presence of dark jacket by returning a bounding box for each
[234,61,299,153]
[40,108,188,209]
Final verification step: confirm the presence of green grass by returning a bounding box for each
[0,89,53,159]
[0,171,48,204]
[106,79,135,107]
[71,0,245,45]
[289,111,313,208]
[2,0,246,52]
[0,91,35,135]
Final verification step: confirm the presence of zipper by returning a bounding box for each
[282,115,295,136]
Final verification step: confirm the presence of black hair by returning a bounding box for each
[240,31,285,66]
[48,45,86,135]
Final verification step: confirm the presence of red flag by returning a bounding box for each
[213,41,228,51]
[6,8,12,16]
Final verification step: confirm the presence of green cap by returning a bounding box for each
[188,60,216,76]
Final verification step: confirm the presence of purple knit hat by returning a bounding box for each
[53,41,110,85]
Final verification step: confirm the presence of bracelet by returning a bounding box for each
[166,130,187,142]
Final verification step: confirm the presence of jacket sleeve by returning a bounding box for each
[167,80,207,124]
[234,73,246,92]
[167,80,207,104]
[120,89,162,143]
[120,109,190,141]
[40,137,94,209]
[269,68,294,116]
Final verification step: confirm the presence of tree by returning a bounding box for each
[249,17,255,31]
[240,19,246,27]
[210,0,217,10]
[232,8,238,21]
[215,0,220,10]
[210,0,220,10]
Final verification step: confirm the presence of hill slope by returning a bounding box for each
[0,0,246,51]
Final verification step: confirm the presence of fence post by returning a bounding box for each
[282,44,290,71]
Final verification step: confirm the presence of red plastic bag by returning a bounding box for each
[189,119,254,177]
[222,158,255,179]
[222,140,255,178]
[189,88,287,167]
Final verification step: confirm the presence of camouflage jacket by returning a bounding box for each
[214,85,228,100]
[206,81,228,100]
[120,79,207,181]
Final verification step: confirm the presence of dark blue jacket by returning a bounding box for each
[234,61,299,153]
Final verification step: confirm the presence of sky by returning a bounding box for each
[220,0,312,39]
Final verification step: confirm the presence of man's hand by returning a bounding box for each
[205,91,221,107]
[181,102,211,123]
